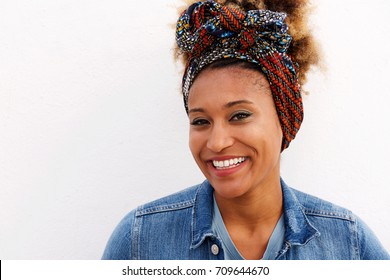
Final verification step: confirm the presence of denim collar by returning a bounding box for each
[280,178,320,246]
[190,180,215,249]
[190,179,320,249]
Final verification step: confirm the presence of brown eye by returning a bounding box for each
[190,118,210,126]
[230,112,252,121]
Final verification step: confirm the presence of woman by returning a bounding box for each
[102,0,389,260]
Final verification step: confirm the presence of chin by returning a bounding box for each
[208,178,251,200]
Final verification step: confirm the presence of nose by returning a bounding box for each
[206,124,234,153]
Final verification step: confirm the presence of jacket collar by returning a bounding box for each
[190,178,320,249]
[190,180,215,249]
[280,178,320,246]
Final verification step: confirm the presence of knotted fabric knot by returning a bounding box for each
[176,1,291,59]
[176,0,303,151]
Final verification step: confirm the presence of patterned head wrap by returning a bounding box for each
[176,0,303,150]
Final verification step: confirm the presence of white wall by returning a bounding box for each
[0,0,389,259]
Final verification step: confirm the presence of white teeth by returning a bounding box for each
[212,157,246,169]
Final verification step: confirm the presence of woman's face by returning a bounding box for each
[188,66,283,199]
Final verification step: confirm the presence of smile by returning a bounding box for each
[212,157,247,170]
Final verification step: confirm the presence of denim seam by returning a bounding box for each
[136,200,195,216]
[304,210,353,221]
[351,218,360,259]
[191,187,199,249]
[132,207,142,260]
[191,184,203,249]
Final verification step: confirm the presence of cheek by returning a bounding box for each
[262,111,283,141]
[188,130,203,157]
[267,124,283,152]
[239,120,282,152]
[270,122,283,146]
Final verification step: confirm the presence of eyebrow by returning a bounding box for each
[224,100,254,108]
[188,107,205,114]
[188,100,254,114]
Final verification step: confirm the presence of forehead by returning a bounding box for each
[187,67,272,109]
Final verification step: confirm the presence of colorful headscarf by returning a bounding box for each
[176,0,303,150]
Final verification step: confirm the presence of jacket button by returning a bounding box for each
[211,244,219,255]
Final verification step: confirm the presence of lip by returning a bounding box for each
[206,156,248,177]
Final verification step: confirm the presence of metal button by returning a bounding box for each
[211,244,219,255]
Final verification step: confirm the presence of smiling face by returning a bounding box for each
[188,66,283,200]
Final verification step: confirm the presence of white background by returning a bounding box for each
[0,0,389,259]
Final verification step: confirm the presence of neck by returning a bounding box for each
[214,172,283,229]
[213,162,283,260]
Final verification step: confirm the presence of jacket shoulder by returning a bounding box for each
[102,182,204,259]
[289,187,355,221]
[286,186,390,259]
[135,183,202,217]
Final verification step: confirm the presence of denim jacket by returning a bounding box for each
[102,179,390,260]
